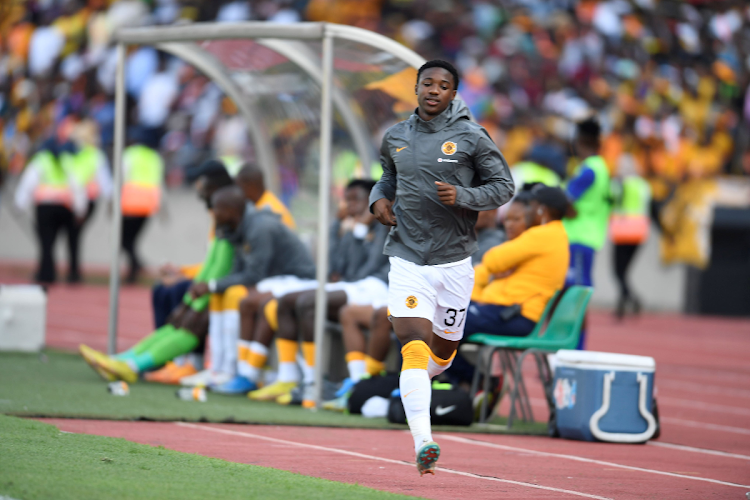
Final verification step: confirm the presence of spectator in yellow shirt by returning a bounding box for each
[465,187,570,337]
[472,189,536,299]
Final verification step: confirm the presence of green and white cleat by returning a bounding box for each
[416,441,440,476]
[321,394,349,412]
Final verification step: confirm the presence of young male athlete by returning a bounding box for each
[370,60,514,475]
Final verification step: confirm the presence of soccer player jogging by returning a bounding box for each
[370,60,514,475]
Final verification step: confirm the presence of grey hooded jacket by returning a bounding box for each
[215,203,316,293]
[369,100,515,266]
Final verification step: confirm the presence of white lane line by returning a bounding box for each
[658,397,750,417]
[647,441,750,461]
[530,397,750,431]
[661,417,750,436]
[175,422,612,500]
[658,379,750,399]
[435,433,750,490]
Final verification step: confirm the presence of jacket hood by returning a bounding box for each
[411,99,472,133]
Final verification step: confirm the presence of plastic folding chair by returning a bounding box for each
[466,286,594,427]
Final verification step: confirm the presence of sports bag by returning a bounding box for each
[388,385,473,426]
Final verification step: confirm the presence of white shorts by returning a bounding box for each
[387,256,474,342]
[256,275,318,298]
[325,276,389,309]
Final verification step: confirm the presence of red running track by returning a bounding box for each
[43,419,750,499]
[3,268,749,497]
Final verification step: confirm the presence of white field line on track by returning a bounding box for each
[174,422,612,500]
[529,396,750,427]
[657,397,750,417]
[647,441,750,461]
[435,434,750,490]
[660,417,750,436]
[658,379,750,399]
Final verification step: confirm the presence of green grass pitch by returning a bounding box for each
[0,415,421,500]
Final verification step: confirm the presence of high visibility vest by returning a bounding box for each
[221,155,243,177]
[73,145,102,200]
[563,155,611,250]
[121,145,163,216]
[610,176,651,245]
[32,150,75,207]
[511,161,561,189]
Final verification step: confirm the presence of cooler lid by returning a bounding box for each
[556,350,655,371]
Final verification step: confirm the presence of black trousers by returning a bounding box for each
[66,201,97,282]
[122,215,149,282]
[613,243,641,301]
[35,204,77,283]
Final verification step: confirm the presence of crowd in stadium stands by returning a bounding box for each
[2,1,750,415]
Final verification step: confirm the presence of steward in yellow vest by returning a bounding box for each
[120,141,164,283]
[14,139,86,283]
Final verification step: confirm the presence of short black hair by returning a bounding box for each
[236,163,265,189]
[417,60,460,89]
[576,118,601,150]
[203,165,234,193]
[186,159,229,182]
[346,178,377,195]
[532,186,570,221]
[512,190,534,206]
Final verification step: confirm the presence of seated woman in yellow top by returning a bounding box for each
[465,187,570,338]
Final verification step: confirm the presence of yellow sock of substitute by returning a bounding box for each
[301,342,316,385]
[302,342,316,367]
[276,338,298,364]
[346,351,366,380]
[345,351,365,363]
[400,340,430,371]
[365,355,385,376]
[248,351,267,369]
[427,348,456,378]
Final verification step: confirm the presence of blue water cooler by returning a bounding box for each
[552,350,657,443]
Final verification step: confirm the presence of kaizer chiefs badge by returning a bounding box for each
[406,295,418,309]
[441,141,457,155]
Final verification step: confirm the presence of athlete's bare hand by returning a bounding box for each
[435,182,457,206]
[372,198,397,226]
[189,282,209,298]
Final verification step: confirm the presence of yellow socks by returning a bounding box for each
[276,338,299,382]
[346,351,366,380]
[399,340,433,452]
[427,349,456,379]
[401,340,430,371]
[365,355,385,376]
[301,341,316,384]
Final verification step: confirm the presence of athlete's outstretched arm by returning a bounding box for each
[453,132,515,211]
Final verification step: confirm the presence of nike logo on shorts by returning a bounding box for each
[396,146,408,152]
[435,405,456,416]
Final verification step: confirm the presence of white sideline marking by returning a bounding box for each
[658,397,750,417]
[528,397,750,434]
[658,379,750,399]
[660,417,750,436]
[647,441,750,461]
[175,422,612,500]
[435,433,750,490]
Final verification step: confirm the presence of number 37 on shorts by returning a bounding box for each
[387,256,474,342]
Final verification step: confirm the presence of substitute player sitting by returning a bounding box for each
[370,60,514,475]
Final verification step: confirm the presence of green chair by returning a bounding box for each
[466,286,594,427]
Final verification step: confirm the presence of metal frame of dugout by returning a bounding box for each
[107,22,435,409]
